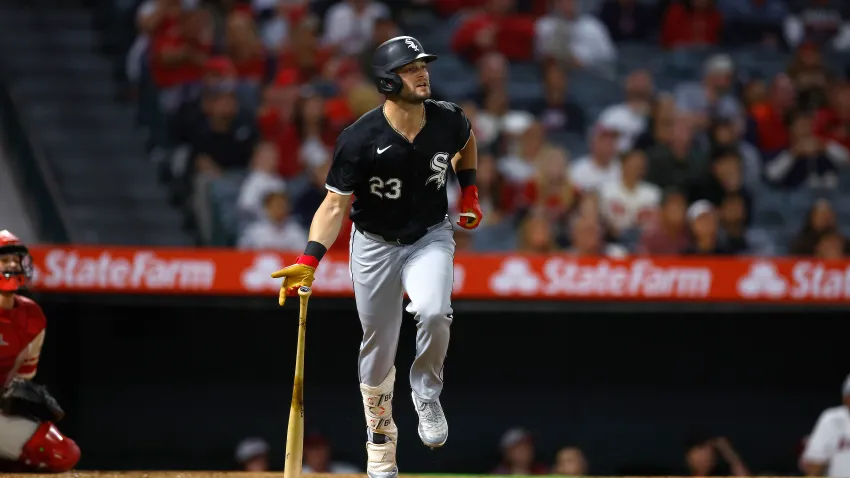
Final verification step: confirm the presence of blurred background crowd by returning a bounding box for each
[77,0,850,256]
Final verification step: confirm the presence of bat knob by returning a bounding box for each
[298,286,312,297]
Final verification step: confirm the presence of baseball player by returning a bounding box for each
[801,374,850,477]
[270,36,482,478]
[0,230,80,472]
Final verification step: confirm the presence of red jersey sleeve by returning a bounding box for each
[14,297,47,381]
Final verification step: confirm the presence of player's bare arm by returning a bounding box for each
[308,191,351,250]
[801,461,827,476]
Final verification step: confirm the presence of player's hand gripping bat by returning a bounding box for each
[284,286,312,478]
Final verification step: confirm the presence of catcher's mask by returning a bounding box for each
[0,230,33,293]
[371,36,438,95]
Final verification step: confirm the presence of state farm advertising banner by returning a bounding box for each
[23,246,850,303]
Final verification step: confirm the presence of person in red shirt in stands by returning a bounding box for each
[814,82,850,151]
[257,68,303,179]
[149,8,213,115]
[324,58,366,133]
[0,231,80,473]
[661,0,723,50]
[451,0,536,63]
[748,73,796,155]
[278,16,335,83]
[224,12,269,85]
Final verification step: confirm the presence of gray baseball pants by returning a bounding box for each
[349,218,455,401]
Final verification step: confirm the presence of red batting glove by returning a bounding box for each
[457,185,483,229]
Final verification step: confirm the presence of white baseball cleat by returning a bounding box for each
[411,391,448,448]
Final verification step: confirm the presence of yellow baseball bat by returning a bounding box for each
[284,286,312,478]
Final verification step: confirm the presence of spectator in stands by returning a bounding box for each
[708,119,762,189]
[301,432,360,473]
[492,428,549,475]
[600,149,661,241]
[661,0,723,50]
[598,0,657,43]
[784,0,850,52]
[128,0,190,93]
[150,8,214,117]
[322,0,390,56]
[552,446,588,476]
[237,187,308,250]
[524,147,580,222]
[689,150,753,222]
[766,112,849,189]
[479,92,534,157]
[790,198,839,254]
[534,0,617,73]
[788,42,832,112]
[462,101,499,153]
[718,193,775,255]
[683,200,731,255]
[295,87,336,159]
[675,54,743,133]
[634,92,676,150]
[747,73,796,156]
[715,0,787,47]
[451,0,536,63]
[257,68,303,178]
[359,14,400,79]
[235,436,270,471]
[527,65,587,136]
[291,149,331,229]
[238,141,285,222]
[499,120,558,186]
[814,82,850,150]
[646,113,707,190]
[279,16,334,82]
[679,431,750,476]
[814,228,848,258]
[598,69,655,152]
[325,59,376,132]
[638,188,692,254]
[570,120,621,193]
[517,209,560,253]
[259,0,310,54]
[568,212,628,257]
[224,12,270,87]
[470,52,509,107]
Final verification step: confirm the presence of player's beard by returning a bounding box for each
[399,84,431,104]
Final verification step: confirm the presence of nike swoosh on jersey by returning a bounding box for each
[377,146,392,154]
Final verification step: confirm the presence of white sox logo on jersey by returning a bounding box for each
[426,152,449,189]
[405,38,419,51]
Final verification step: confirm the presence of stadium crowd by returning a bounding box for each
[123,0,850,257]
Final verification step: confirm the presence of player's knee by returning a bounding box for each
[415,303,451,332]
[20,422,81,472]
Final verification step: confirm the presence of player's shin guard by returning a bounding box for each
[19,422,80,472]
[361,365,398,478]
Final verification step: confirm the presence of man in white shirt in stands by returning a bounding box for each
[600,149,661,239]
[597,69,655,153]
[570,119,621,194]
[237,186,308,251]
[534,0,617,74]
[801,374,850,477]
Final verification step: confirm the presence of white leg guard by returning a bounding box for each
[361,366,399,478]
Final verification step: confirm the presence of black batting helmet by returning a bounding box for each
[371,36,438,95]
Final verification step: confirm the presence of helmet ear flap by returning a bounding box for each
[377,73,403,95]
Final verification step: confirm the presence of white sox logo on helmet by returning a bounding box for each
[405,38,419,51]
[426,152,449,189]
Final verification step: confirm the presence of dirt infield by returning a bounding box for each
[2,473,799,478]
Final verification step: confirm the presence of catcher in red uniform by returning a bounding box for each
[0,230,80,472]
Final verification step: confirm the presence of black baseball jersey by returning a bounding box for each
[325,99,472,239]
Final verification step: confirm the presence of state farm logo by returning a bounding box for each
[489,257,712,298]
[34,249,216,290]
[737,262,788,298]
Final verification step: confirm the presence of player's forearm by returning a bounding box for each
[307,195,348,250]
[802,461,827,476]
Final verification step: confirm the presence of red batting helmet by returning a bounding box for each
[0,230,33,292]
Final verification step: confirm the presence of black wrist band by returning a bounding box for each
[304,241,327,261]
[456,169,476,188]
